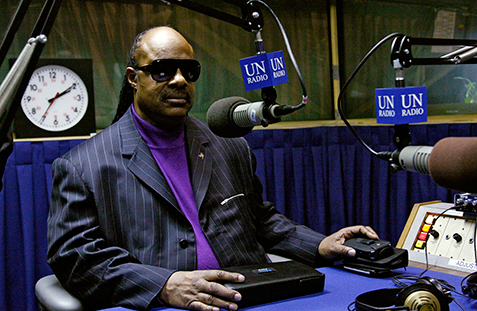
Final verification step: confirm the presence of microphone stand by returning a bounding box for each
[0,0,33,66]
[383,35,477,172]
[387,35,477,154]
[0,0,261,188]
[0,0,63,138]
[1,0,265,141]
[166,0,264,32]
[169,0,307,125]
[387,38,412,172]
[253,30,281,127]
[0,0,62,189]
[390,35,477,67]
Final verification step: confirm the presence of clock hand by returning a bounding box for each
[47,84,74,103]
[40,92,60,123]
[41,84,75,123]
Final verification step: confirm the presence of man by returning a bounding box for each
[47,26,378,311]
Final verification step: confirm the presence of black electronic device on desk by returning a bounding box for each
[223,260,325,308]
[342,238,408,276]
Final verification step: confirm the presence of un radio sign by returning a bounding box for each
[239,51,289,91]
[375,86,428,124]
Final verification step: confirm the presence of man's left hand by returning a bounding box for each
[318,225,379,260]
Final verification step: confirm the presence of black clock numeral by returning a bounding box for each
[38,75,45,83]
[30,84,37,91]
[26,96,32,102]
[73,107,78,112]
[53,119,58,126]
[31,107,36,115]
[65,115,70,122]
[72,83,77,89]
[49,71,56,79]
[76,94,82,101]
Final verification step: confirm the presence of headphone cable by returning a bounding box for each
[459,213,477,299]
[420,205,461,277]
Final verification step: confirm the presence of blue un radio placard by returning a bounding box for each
[239,51,288,91]
[375,86,428,124]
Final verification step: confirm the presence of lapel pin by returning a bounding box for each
[198,152,205,159]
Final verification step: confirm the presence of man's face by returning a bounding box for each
[128,27,196,129]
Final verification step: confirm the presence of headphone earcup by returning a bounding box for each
[396,283,449,311]
[355,288,408,311]
[462,273,477,299]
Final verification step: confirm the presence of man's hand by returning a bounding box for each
[158,269,245,311]
[318,225,379,260]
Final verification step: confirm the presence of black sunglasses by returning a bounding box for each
[134,59,201,83]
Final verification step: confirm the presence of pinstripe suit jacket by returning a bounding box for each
[47,108,325,310]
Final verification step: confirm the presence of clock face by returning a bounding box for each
[21,65,89,132]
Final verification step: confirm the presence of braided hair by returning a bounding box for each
[111,28,150,124]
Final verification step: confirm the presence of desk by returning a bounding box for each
[102,265,476,311]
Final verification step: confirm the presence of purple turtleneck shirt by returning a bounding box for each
[131,106,220,270]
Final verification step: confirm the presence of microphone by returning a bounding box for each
[429,137,477,193]
[391,145,432,175]
[207,96,291,138]
[391,137,477,193]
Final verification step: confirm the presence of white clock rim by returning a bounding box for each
[22,65,89,132]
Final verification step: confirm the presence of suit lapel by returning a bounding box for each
[119,110,180,211]
[185,118,212,210]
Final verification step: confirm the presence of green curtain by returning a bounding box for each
[1,0,332,131]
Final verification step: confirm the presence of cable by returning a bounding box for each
[461,272,477,299]
[391,274,467,310]
[474,214,477,266]
[420,204,477,301]
[337,32,404,159]
[390,205,474,310]
[392,274,457,293]
[459,211,477,299]
[473,210,477,270]
[390,207,461,296]
[419,206,459,276]
[248,0,308,110]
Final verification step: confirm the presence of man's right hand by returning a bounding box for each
[158,270,245,311]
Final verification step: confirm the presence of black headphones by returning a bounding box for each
[462,272,477,299]
[354,277,453,311]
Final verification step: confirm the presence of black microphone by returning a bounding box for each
[390,137,477,193]
[206,96,286,138]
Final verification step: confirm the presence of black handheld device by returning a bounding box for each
[342,237,408,276]
[344,237,394,260]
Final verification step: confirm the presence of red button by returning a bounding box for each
[418,232,427,241]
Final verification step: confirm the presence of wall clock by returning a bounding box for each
[13,59,96,138]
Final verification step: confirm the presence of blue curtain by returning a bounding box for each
[0,139,84,311]
[1,123,475,311]
[247,124,472,242]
